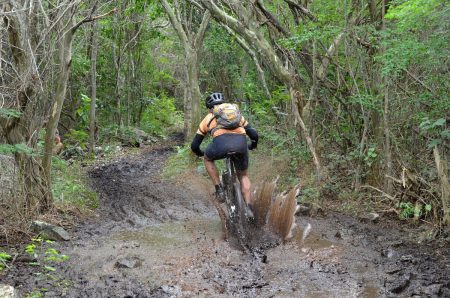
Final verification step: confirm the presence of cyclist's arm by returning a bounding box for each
[244,124,259,150]
[191,114,212,157]
[191,133,205,157]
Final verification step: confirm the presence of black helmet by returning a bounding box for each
[205,92,225,108]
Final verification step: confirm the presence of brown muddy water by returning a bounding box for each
[2,144,449,297]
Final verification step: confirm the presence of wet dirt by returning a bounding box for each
[2,142,449,297]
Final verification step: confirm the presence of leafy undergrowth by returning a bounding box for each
[52,157,98,210]
[0,236,72,297]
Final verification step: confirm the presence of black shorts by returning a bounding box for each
[205,134,249,171]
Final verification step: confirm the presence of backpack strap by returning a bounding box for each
[207,114,218,135]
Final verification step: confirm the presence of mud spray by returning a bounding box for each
[215,178,311,254]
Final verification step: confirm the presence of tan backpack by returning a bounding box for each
[207,103,242,135]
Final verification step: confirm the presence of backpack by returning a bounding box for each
[207,103,242,135]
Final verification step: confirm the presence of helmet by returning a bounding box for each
[205,92,225,108]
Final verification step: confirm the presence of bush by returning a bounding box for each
[51,157,98,209]
[140,93,183,137]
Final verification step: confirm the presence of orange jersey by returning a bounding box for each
[197,113,248,138]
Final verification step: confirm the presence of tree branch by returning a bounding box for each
[71,8,117,33]
[316,32,345,80]
[221,23,271,99]
[254,0,288,36]
[404,68,434,94]
[161,0,189,46]
[194,10,211,49]
[282,0,317,21]
[185,0,204,11]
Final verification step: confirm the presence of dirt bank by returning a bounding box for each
[2,143,449,297]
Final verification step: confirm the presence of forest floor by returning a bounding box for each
[2,138,449,297]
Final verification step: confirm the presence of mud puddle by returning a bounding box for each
[3,142,449,297]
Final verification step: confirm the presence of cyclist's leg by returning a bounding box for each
[234,147,252,205]
[236,170,252,204]
[204,155,220,185]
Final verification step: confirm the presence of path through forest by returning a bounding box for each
[4,142,449,297]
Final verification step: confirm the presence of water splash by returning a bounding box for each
[302,223,312,244]
[213,177,302,250]
[266,185,300,241]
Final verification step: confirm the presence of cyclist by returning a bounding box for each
[190,92,259,210]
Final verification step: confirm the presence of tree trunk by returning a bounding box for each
[160,0,210,140]
[381,1,393,194]
[1,1,50,212]
[186,48,202,140]
[433,147,450,227]
[89,20,99,156]
[42,22,77,208]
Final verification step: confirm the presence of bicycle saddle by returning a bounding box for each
[226,151,239,157]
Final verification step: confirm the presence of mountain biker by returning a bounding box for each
[190,92,259,210]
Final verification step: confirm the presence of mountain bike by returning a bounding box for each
[221,152,253,247]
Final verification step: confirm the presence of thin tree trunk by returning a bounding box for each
[433,147,450,227]
[382,0,393,194]
[161,0,210,140]
[239,58,249,100]
[186,48,202,140]
[290,87,322,179]
[42,20,77,209]
[355,113,368,190]
[89,20,99,156]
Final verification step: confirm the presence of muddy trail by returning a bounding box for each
[4,143,449,297]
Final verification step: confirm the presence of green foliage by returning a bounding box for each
[396,202,414,219]
[140,94,182,137]
[385,0,443,31]
[25,243,37,256]
[300,187,321,203]
[0,251,12,271]
[0,108,22,118]
[380,0,449,77]
[348,94,382,114]
[0,143,35,156]
[396,201,433,220]
[76,94,92,127]
[71,51,90,79]
[21,237,71,297]
[52,157,98,209]
[281,0,345,50]
[43,265,56,272]
[44,248,69,262]
[99,125,144,146]
[203,25,238,68]
[364,146,378,167]
[63,129,89,149]
[26,290,45,298]
[419,117,449,149]
[163,145,194,179]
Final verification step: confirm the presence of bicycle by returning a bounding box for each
[220,152,253,248]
